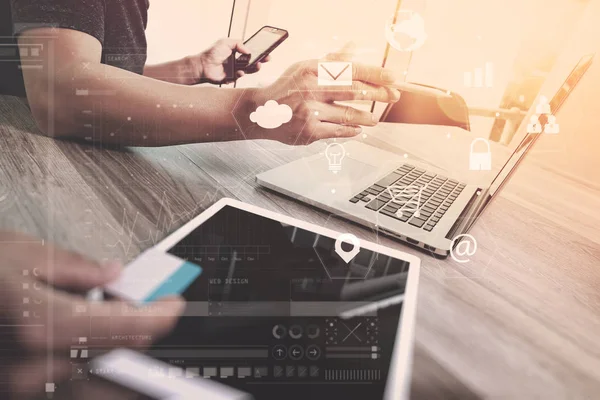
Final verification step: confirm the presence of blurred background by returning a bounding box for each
[145,0,597,185]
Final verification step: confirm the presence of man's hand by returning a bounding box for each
[195,38,269,84]
[0,231,185,398]
[238,44,402,145]
[144,38,268,85]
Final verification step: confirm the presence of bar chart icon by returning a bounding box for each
[464,62,494,88]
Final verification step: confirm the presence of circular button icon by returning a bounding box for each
[306,345,321,361]
[289,345,304,361]
[307,325,320,339]
[272,324,287,339]
[289,325,303,339]
[272,345,287,360]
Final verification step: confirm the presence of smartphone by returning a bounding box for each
[85,349,253,400]
[235,26,288,71]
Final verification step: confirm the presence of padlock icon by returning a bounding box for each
[469,138,492,171]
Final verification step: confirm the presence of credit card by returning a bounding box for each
[106,249,201,304]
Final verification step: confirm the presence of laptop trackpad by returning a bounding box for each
[315,155,378,183]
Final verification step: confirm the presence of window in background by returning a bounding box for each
[145,0,235,65]
[144,0,589,146]
[393,0,590,143]
[237,0,399,98]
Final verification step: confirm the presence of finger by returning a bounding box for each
[262,54,272,63]
[325,41,357,62]
[244,62,264,74]
[217,38,249,53]
[0,231,122,291]
[234,42,251,54]
[222,38,250,54]
[236,70,246,78]
[36,254,122,291]
[352,62,400,86]
[314,103,378,126]
[313,122,362,141]
[318,81,401,103]
[45,294,186,350]
[245,62,262,74]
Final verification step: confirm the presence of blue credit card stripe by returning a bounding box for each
[143,262,202,303]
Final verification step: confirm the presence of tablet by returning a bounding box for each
[104,198,421,400]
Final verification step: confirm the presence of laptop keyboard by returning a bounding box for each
[349,164,466,232]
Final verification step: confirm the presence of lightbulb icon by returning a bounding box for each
[325,143,346,173]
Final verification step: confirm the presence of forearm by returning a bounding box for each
[143,57,201,85]
[29,62,256,146]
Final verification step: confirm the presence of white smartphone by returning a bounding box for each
[90,349,252,400]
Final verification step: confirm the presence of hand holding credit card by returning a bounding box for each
[106,249,202,305]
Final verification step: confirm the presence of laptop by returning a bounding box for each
[257,54,594,257]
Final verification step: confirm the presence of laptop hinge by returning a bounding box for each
[445,188,490,239]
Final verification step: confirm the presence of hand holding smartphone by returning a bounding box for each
[232,26,288,73]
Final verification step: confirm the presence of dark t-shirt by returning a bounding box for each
[0,0,149,97]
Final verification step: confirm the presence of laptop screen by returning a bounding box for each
[486,54,594,197]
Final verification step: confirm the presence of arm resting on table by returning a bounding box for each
[18,28,257,146]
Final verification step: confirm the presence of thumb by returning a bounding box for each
[325,41,357,61]
[36,250,122,291]
[218,38,250,54]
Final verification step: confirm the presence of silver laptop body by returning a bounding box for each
[257,55,593,257]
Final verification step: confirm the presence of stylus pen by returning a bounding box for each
[340,274,407,301]
[389,82,453,98]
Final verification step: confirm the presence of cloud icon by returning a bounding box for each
[249,100,293,129]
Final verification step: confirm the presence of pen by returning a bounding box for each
[389,82,453,98]
[340,273,407,301]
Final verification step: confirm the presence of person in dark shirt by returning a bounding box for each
[1,0,152,96]
[0,0,263,96]
[0,3,400,398]
[0,0,401,146]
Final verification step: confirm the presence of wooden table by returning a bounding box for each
[1,94,599,399]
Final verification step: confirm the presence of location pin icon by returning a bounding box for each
[335,233,361,264]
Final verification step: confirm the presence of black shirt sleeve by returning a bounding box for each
[10,0,106,45]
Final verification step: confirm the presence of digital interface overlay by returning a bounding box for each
[88,205,412,400]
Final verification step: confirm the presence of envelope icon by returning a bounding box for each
[318,62,353,86]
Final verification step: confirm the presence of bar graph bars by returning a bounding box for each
[324,369,381,381]
[464,62,494,88]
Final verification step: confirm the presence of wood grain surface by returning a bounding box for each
[1,94,599,399]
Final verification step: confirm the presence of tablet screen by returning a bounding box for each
[167,205,409,308]
[143,205,413,400]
